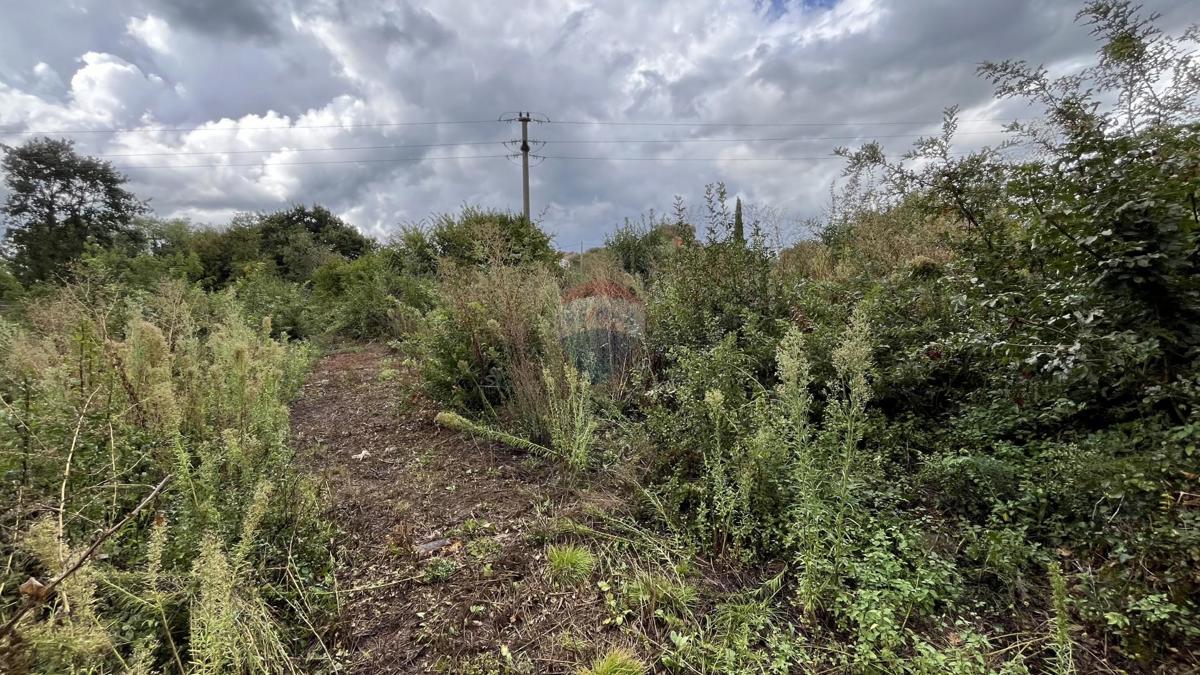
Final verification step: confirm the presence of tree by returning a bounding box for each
[1,137,147,283]
[733,197,745,244]
[426,206,557,268]
[256,204,373,281]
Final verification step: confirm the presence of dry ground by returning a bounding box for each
[290,344,638,674]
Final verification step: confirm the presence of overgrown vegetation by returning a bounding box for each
[0,275,334,671]
[2,2,1197,672]
[407,4,1200,671]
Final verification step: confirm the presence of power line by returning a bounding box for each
[0,119,501,136]
[538,154,843,161]
[112,153,509,170]
[105,148,988,169]
[0,116,1026,137]
[539,130,1008,144]
[95,139,508,158]
[545,117,1026,127]
[536,150,982,161]
[83,129,1009,159]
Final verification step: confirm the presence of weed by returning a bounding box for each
[546,544,597,585]
[423,557,458,583]
[454,518,495,536]
[578,647,646,675]
[1048,562,1076,675]
[467,537,503,562]
[543,365,599,472]
[558,631,589,654]
[625,572,698,621]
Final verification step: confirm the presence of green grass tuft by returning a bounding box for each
[545,544,597,585]
[578,647,646,675]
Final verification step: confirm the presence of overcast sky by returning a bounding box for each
[0,0,1194,248]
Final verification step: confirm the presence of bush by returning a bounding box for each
[0,262,23,306]
[646,238,791,380]
[231,264,312,339]
[0,276,333,672]
[603,214,690,279]
[308,249,435,339]
[404,206,558,270]
[190,205,373,289]
[411,262,560,425]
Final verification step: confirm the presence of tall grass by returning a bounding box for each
[0,274,333,672]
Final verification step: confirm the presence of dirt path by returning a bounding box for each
[290,344,614,673]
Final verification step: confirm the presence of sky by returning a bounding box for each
[0,0,1195,248]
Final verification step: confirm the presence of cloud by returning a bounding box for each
[145,0,281,40]
[69,52,170,124]
[127,15,172,54]
[1,0,1195,248]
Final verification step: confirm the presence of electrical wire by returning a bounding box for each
[0,119,501,136]
[112,153,510,170]
[1,116,1025,137]
[537,154,846,162]
[81,129,1009,160]
[536,148,984,161]
[544,117,1026,127]
[538,130,1007,144]
[95,140,508,158]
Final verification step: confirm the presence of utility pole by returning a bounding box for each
[519,112,531,222]
[500,112,547,222]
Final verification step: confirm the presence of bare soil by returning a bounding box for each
[290,344,621,673]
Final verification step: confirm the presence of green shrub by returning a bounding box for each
[408,206,558,269]
[231,264,311,338]
[646,237,791,382]
[0,261,23,306]
[309,249,435,339]
[604,214,690,278]
[411,262,559,423]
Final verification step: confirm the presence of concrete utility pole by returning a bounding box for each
[500,112,547,222]
[519,112,531,222]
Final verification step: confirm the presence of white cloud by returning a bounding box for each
[69,52,168,124]
[30,62,65,93]
[127,15,173,54]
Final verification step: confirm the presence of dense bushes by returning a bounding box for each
[0,275,333,672]
[631,3,1200,670]
[191,204,372,288]
[604,213,693,279]
[308,248,436,339]
[400,207,558,271]
[647,238,789,378]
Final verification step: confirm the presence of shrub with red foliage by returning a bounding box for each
[562,278,640,304]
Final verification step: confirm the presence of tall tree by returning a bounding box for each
[733,197,745,244]
[1,137,147,283]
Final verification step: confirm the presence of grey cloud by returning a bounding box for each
[1,0,1195,248]
[547,8,593,56]
[146,0,283,40]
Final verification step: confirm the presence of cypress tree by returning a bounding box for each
[733,197,745,244]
